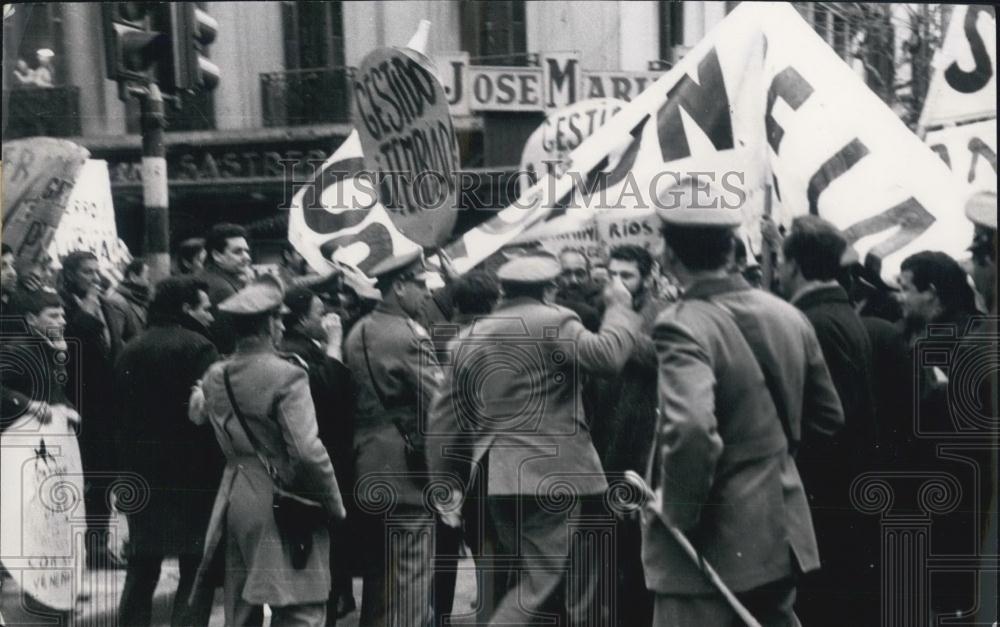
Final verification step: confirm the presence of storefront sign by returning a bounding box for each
[438,51,665,114]
[102,140,334,187]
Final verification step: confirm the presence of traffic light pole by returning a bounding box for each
[138,83,171,282]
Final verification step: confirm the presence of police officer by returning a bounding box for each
[343,251,444,627]
[427,252,643,626]
[642,178,842,627]
[191,278,345,627]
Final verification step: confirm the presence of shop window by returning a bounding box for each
[461,1,528,66]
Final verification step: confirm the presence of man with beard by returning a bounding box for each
[591,244,674,627]
[59,250,119,567]
[115,276,220,626]
[280,286,356,624]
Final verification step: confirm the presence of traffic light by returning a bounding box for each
[102,2,167,83]
[166,3,220,92]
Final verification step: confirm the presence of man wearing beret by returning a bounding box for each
[426,250,643,626]
[641,177,843,626]
[343,250,445,627]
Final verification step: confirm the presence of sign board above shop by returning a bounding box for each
[436,51,666,115]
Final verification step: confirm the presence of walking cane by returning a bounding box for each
[623,470,764,627]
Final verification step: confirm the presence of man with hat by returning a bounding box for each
[640,176,843,626]
[191,278,345,627]
[342,249,444,627]
[426,249,643,626]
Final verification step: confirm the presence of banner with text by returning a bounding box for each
[445,2,973,281]
[918,5,996,131]
[49,160,132,282]
[2,137,90,271]
[925,119,997,194]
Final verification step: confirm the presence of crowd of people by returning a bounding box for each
[0,180,995,627]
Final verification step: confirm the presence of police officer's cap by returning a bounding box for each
[496,255,561,284]
[218,276,291,316]
[367,249,427,282]
[655,176,742,227]
[965,191,997,230]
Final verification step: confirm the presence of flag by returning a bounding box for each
[444,2,974,281]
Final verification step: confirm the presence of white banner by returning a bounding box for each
[445,2,974,281]
[925,119,997,194]
[49,159,131,281]
[918,5,997,130]
[286,131,421,276]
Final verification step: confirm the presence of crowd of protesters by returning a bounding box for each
[0,182,995,627]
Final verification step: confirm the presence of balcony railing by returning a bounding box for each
[261,67,352,128]
[3,85,81,139]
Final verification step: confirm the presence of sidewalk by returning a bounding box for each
[1,558,479,626]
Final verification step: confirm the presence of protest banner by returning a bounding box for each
[2,138,90,271]
[353,45,460,248]
[0,407,86,611]
[925,119,997,193]
[48,160,132,282]
[519,97,624,189]
[445,2,974,281]
[918,5,996,131]
[288,22,430,276]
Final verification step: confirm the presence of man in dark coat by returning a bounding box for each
[59,250,119,567]
[776,215,878,625]
[280,285,356,624]
[591,244,674,627]
[104,258,151,354]
[195,223,252,353]
[115,276,220,626]
[643,179,843,626]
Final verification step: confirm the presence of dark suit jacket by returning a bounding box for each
[195,264,246,354]
[426,296,642,497]
[793,284,876,450]
[61,290,115,432]
[642,275,843,595]
[280,329,355,497]
[114,322,220,555]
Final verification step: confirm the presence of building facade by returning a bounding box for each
[4,1,882,258]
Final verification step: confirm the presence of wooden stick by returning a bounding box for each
[624,470,764,627]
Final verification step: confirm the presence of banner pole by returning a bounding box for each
[139,83,170,283]
[761,184,774,291]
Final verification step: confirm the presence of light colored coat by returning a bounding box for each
[427,296,643,498]
[192,338,344,607]
[642,275,844,595]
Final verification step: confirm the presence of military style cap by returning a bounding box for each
[496,255,561,283]
[218,278,290,315]
[366,249,426,280]
[965,190,997,230]
[655,176,743,227]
